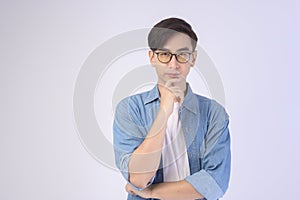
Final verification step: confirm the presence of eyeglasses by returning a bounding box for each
[154,51,193,64]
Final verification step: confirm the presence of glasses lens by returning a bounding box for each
[177,52,190,63]
[157,52,171,63]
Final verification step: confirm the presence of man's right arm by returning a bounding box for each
[128,107,168,188]
[114,82,184,190]
[128,85,175,189]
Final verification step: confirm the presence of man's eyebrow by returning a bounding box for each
[176,47,192,52]
[157,48,170,51]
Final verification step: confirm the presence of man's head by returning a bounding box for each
[147,17,198,86]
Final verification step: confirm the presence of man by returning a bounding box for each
[113,17,231,200]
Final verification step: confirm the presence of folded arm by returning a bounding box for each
[126,180,204,200]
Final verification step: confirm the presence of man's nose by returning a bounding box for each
[167,55,180,69]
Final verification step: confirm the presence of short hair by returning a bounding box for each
[148,17,198,51]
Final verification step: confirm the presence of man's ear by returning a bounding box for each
[148,50,155,65]
[190,50,198,67]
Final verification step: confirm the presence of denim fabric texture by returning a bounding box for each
[113,83,231,200]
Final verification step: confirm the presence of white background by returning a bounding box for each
[1,0,300,199]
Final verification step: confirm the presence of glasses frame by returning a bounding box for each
[153,50,194,64]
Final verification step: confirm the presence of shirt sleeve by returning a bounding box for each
[113,97,155,190]
[185,100,231,200]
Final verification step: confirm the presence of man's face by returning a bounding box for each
[149,32,197,85]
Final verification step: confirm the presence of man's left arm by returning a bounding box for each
[185,100,231,200]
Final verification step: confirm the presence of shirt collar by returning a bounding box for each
[144,84,160,105]
[182,83,199,115]
[144,83,199,115]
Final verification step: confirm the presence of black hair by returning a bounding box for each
[148,17,198,51]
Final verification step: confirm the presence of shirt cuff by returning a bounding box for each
[185,169,224,200]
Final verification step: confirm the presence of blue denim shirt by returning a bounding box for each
[113,83,231,200]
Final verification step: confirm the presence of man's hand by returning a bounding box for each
[165,77,186,104]
[125,183,153,199]
[158,77,186,116]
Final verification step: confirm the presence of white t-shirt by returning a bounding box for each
[162,102,190,182]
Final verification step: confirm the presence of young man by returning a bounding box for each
[113,17,231,200]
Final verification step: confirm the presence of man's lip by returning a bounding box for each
[166,73,180,77]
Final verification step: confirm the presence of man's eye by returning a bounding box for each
[159,52,170,56]
[178,52,189,57]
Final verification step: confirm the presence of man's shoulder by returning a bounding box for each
[116,89,154,109]
[192,93,228,119]
[191,92,214,109]
[192,92,224,108]
[194,93,211,103]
